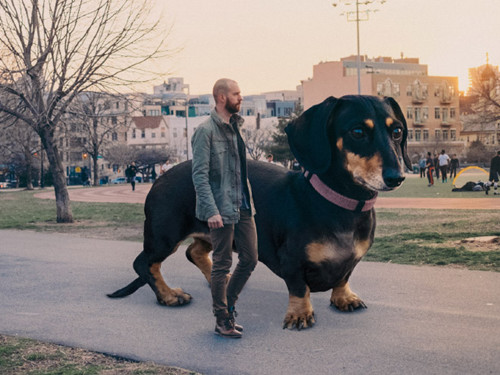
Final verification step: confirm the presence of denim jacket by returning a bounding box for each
[191,110,255,224]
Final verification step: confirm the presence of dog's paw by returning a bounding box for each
[330,293,366,312]
[157,288,192,306]
[330,282,367,312]
[282,310,316,330]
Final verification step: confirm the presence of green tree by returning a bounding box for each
[265,104,303,165]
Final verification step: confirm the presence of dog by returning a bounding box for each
[107,95,411,330]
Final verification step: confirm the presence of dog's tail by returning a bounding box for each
[107,277,146,298]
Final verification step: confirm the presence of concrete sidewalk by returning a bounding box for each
[1,229,499,375]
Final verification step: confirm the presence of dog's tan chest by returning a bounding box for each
[306,236,371,265]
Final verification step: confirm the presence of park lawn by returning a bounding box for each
[0,187,499,271]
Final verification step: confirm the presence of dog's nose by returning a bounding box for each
[384,175,405,188]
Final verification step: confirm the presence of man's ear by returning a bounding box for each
[384,97,412,170]
[285,97,338,174]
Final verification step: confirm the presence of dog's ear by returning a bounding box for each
[384,97,412,170]
[285,96,338,174]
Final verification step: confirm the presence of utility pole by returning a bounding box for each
[332,1,386,94]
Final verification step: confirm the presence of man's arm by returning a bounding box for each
[191,126,222,226]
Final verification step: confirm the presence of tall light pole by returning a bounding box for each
[183,85,190,160]
[332,1,385,94]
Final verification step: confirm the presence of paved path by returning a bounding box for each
[1,229,499,375]
[34,183,500,209]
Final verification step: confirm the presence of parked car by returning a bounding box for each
[110,176,141,184]
[110,177,127,184]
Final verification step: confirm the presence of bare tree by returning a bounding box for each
[67,91,133,186]
[0,0,170,222]
[0,120,40,190]
[242,127,272,161]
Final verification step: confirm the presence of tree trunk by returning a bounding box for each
[40,128,73,223]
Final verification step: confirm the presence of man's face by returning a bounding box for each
[224,82,242,114]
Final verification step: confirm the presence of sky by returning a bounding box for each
[153,0,500,96]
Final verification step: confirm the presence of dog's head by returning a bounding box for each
[285,95,411,191]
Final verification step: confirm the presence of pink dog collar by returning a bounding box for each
[303,171,377,212]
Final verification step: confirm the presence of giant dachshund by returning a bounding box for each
[108,95,411,330]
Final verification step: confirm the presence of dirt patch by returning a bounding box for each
[457,236,500,252]
[32,220,142,242]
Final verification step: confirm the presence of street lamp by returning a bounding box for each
[183,85,190,160]
[332,1,385,94]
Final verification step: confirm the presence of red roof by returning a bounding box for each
[132,116,165,129]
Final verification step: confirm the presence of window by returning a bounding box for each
[414,107,422,123]
[141,130,145,139]
[116,102,120,109]
[112,132,118,141]
[451,129,456,141]
[442,108,449,123]
[152,132,156,138]
[408,129,414,140]
[435,129,441,140]
[450,107,456,118]
[406,107,413,119]
[415,129,421,141]
[423,129,429,141]
[406,86,412,96]
[422,107,429,121]
[442,130,448,141]
[132,129,136,139]
[434,107,440,119]
[112,116,117,125]
[161,132,166,138]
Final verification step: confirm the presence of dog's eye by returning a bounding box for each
[392,128,403,141]
[350,128,365,139]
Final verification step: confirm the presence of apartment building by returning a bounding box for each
[302,56,463,159]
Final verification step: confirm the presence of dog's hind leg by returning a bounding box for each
[134,241,193,306]
[185,234,213,284]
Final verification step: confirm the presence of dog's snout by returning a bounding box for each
[383,169,405,188]
[384,175,405,188]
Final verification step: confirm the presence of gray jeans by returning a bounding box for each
[210,210,258,315]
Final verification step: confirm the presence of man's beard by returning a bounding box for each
[225,100,240,114]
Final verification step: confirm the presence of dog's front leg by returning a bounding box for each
[282,275,315,330]
[330,280,367,312]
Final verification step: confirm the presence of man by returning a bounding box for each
[191,78,258,339]
[438,149,450,183]
[425,152,434,187]
[449,154,459,180]
[125,162,138,191]
[486,150,500,195]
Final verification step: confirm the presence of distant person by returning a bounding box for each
[426,152,435,187]
[438,149,451,183]
[449,154,459,180]
[266,154,275,163]
[419,156,426,178]
[151,166,157,181]
[125,162,138,191]
[486,150,500,195]
[433,154,440,179]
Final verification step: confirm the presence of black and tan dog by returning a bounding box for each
[108,95,411,330]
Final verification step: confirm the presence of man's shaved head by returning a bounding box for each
[213,78,237,102]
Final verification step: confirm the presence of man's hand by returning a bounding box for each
[208,214,224,229]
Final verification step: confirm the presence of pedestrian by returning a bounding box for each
[151,166,157,181]
[125,162,138,191]
[426,152,435,187]
[486,150,500,195]
[191,78,258,339]
[438,149,451,183]
[433,153,440,179]
[449,154,459,180]
[419,156,426,178]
